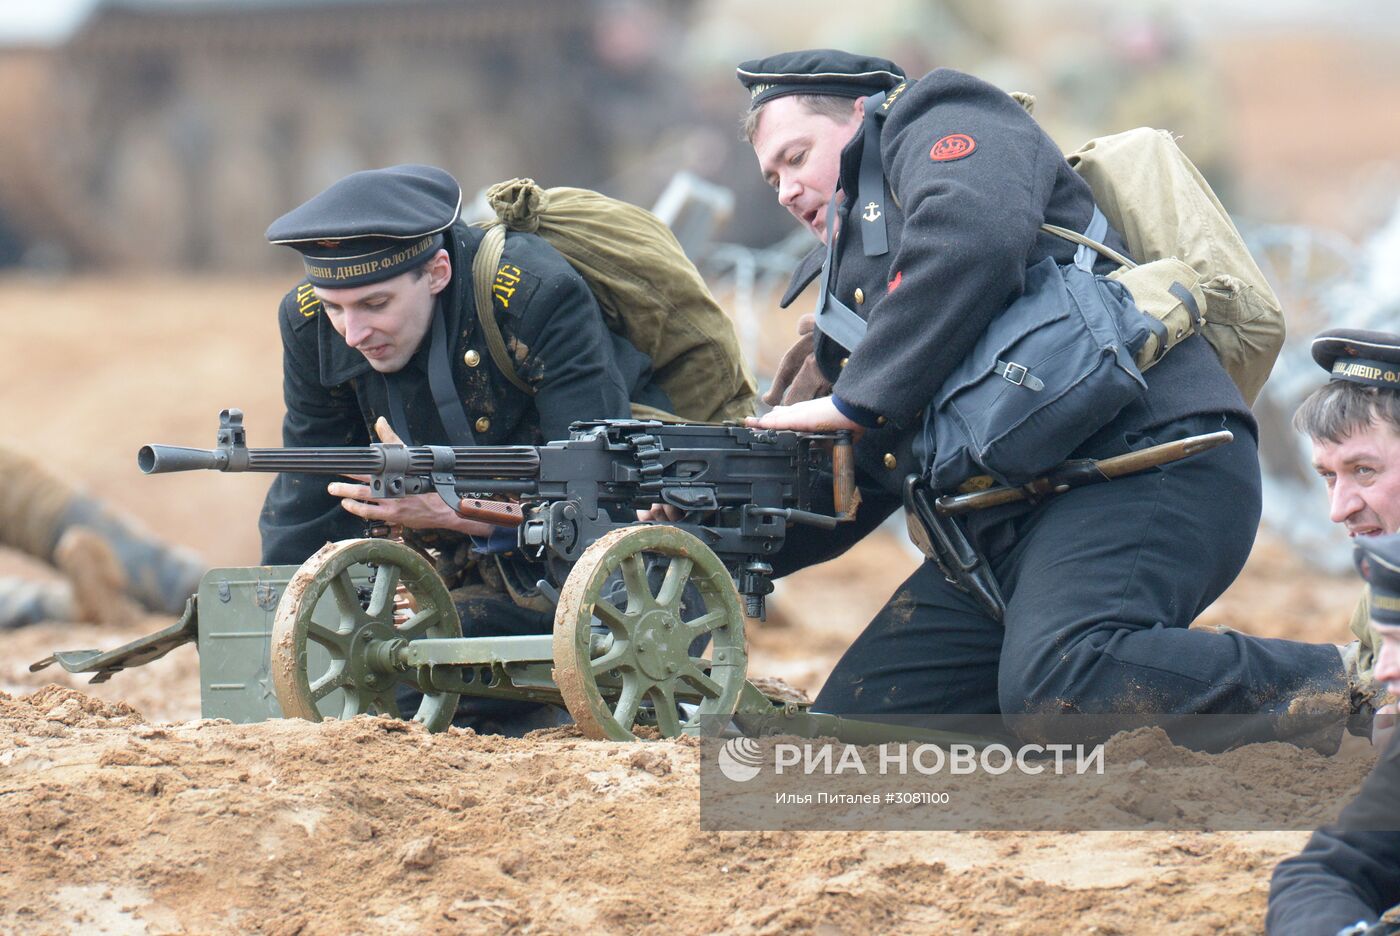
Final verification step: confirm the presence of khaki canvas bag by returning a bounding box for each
[469,178,757,424]
[1059,127,1285,405]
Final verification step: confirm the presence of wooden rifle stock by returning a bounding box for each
[934,430,1234,516]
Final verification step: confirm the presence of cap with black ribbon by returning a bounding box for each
[266,164,462,288]
[1312,328,1400,390]
[1355,533,1400,627]
[736,48,904,111]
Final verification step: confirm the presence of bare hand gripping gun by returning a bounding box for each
[139,409,862,619]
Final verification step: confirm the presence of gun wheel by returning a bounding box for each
[552,525,747,741]
[272,538,462,732]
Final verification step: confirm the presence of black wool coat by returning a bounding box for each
[260,221,664,565]
[789,68,1250,498]
[1268,735,1400,934]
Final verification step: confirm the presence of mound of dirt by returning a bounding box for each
[0,687,1349,934]
[1,685,144,730]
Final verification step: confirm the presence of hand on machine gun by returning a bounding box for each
[327,417,520,538]
[750,315,867,436]
[636,502,688,524]
[746,395,863,435]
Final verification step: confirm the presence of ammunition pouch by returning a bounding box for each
[918,209,1158,491]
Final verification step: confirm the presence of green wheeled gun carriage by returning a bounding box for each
[34,409,878,742]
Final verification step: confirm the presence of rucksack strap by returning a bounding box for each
[812,195,870,352]
[469,219,688,423]
[1040,211,1136,271]
[471,223,536,396]
[816,206,1132,355]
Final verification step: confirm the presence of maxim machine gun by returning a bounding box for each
[36,409,875,742]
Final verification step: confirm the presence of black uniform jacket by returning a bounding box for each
[793,68,1252,499]
[1269,736,1400,934]
[260,221,665,565]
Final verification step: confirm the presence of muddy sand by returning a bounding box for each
[0,276,1372,933]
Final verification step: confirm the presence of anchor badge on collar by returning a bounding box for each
[862,202,882,223]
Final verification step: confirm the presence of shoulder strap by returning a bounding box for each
[1040,211,1137,271]
[812,196,870,352]
[855,90,889,257]
[471,223,536,396]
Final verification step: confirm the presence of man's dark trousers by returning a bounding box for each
[812,413,1346,729]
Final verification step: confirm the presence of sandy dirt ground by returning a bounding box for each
[0,275,1374,934]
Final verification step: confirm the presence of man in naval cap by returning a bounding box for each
[262,164,668,733]
[1293,329,1400,702]
[732,49,1369,744]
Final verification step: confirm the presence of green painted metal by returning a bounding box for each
[197,564,373,723]
[551,525,749,741]
[270,539,462,732]
[48,546,1000,747]
[32,597,198,685]
[397,634,556,667]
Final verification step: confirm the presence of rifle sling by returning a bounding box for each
[1039,219,1135,270]
[384,228,488,449]
[383,323,479,450]
[856,90,889,257]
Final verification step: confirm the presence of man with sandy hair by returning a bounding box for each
[1293,328,1400,685]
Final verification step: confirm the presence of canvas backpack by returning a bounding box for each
[1032,113,1284,405]
[468,178,757,424]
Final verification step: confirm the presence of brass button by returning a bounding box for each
[475,417,491,433]
[883,453,897,470]
[877,416,887,426]
[839,357,849,368]
[853,287,865,305]
[463,349,481,367]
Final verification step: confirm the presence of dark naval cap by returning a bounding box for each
[1312,328,1400,391]
[1355,533,1400,626]
[266,164,461,288]
[736,49,904,111]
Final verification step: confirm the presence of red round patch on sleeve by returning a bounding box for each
[930,133,976,162]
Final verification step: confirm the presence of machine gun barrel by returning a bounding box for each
[139,442,541,480]
[136,445,230,474]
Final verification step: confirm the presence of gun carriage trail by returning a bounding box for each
[0,278,1374,933]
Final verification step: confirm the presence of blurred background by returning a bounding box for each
[2,0,1399,704]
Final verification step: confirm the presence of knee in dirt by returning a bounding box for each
[996,631,1120,722]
